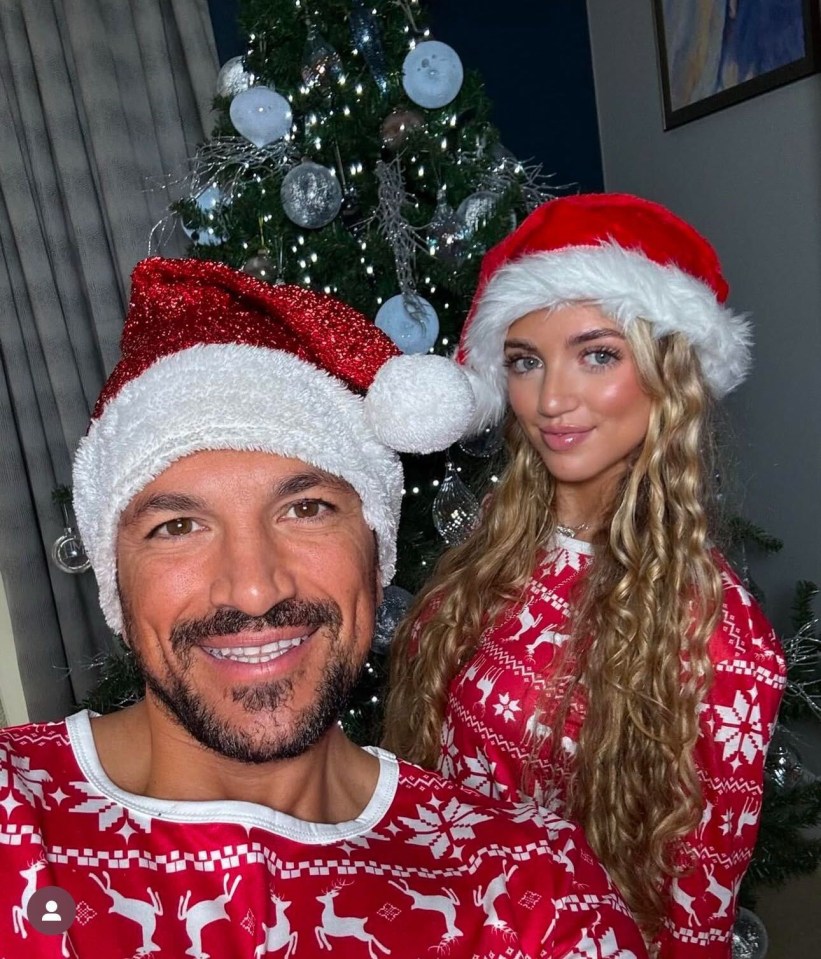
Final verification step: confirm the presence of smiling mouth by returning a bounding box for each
[201,636,307,664]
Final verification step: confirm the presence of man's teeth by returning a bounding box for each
[203,636,305,664]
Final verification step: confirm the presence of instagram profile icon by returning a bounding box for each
[27,886,76,935]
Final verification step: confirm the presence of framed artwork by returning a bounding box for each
[652,0,821,129]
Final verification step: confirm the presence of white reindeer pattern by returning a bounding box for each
[11,858,46,939]
[90,871,164,955]
[177,873,242,958]
[315,880,391,958]
[703,863,732,918]
[473,863,517,932]
[388,878,462,941]
[255,892,298,958]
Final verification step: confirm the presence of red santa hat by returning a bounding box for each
[456,193,752,432]
[73,257,475,633]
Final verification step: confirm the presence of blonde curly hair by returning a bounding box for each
[382,319,722,938]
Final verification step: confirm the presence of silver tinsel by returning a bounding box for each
[373,585,414,651]
[732,908,768,959]
[148,138,300,255]
[781,617,821,720]
[371,158,427,296]
[426,187,464,262]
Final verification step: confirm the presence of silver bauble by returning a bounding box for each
[280,160,342,229]
[766,740,804,792]
[216,56,254,99]
[52,527,91,574]
[181,183,228,247]
[732,908,768,959]
[457,191,501,235]
[373,586,414,652]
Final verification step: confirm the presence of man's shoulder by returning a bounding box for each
[0,718,72,756]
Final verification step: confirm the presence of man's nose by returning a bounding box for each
[208,525,296,616]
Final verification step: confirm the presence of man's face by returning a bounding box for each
[116,449,381,764]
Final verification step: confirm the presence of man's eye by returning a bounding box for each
[286,500,331,520]
[154,518,197,538]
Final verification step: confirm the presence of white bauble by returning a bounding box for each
[375,294,439,354]
[229,86,292,147]
[402,41,464,109]
[280,160,342,229]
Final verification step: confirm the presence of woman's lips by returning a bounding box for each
[539,428,593,452]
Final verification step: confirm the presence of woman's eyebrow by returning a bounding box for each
[566,328,625,347]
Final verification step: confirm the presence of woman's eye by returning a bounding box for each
[584,348,619,369]
[286,500,331,520]
[506,355,540,374]
[154,517,198,538]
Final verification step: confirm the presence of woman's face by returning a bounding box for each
[504,303,653,507]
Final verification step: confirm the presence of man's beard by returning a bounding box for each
[124,599,364,764]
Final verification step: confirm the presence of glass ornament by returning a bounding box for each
[427,188,463,262]
[459,421,505,458]
[380,107,424,150]
[457,190,502,236]
[229,86,292,148]
[732,908,768,959]
[350,0,389,94]
[216,56,254,99]
[242,249,280,283]
[302,24,342,89]
[402,40,464,109]
[280,160,342,229]
[181,183,228,247]
[765,740,804,792]
[432,461,481,547]
[373,585,414,652]
[52,502,91,575]
[375,294,439,355]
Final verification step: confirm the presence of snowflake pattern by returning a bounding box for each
[241,908,255,935]
[377,903,402,921]
[68,781,152,835]
[460,749,505,799]
[713,689,764,768]
[439,719,459,780]
[492,693,521,723]
[398,795,494,860]
[0,746,52,811]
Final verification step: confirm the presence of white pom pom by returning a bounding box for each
[365,354,476,454]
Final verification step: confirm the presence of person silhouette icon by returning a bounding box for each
[41,899,62,922]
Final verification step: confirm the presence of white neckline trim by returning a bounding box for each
[66,710,399,844]
[552,530,596,556]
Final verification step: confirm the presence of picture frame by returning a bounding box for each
[652,0,821,129]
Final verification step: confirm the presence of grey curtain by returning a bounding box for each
[0,0,219,719]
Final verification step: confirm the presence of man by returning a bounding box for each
[0,258,646,958]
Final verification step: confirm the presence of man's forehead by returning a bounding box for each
[120,449,358,522]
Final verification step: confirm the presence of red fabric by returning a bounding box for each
[0,713,648,959]
[457,194,729,364]
[93,258,400,419]
[436,537,785,958]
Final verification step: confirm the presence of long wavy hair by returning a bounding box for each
[382,319,723,938]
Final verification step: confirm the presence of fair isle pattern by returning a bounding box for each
[438,534,786,959]
[0,715,646,959]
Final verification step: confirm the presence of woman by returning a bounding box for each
[383,194,785,957]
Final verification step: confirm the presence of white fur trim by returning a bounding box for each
[462,244,753,432]
[364,354,476,454]
[73,344,403,633]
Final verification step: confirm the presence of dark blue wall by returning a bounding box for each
[207,0,603,192]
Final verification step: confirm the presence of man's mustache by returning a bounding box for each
[169,599,342,654]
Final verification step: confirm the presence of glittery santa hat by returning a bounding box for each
[456,192,752,432]
[73,257,475,633]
